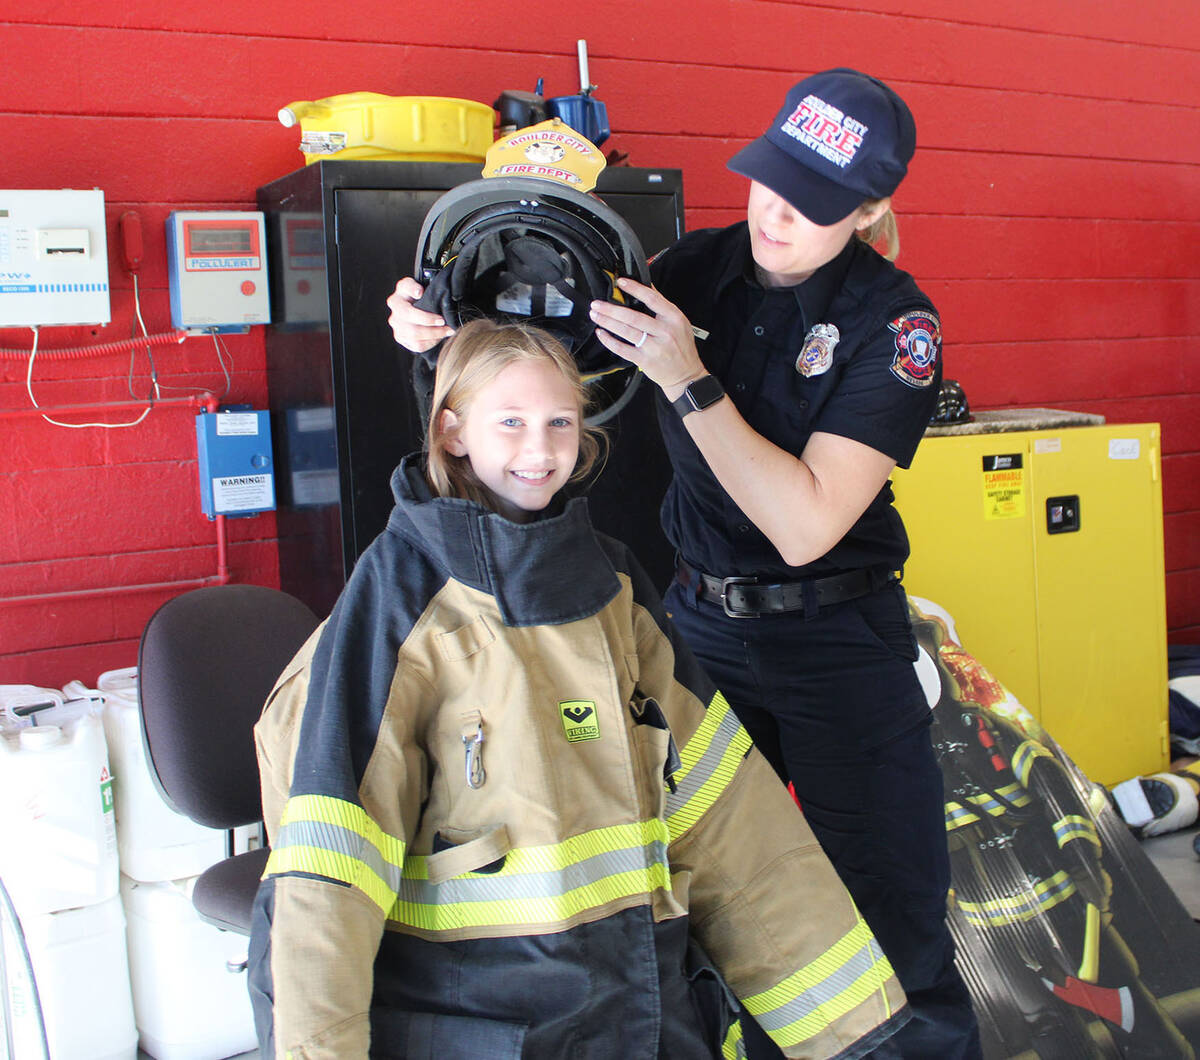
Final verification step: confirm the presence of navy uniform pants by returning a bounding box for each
[665,579,982,1060]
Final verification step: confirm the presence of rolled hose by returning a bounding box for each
[0,329,188,361]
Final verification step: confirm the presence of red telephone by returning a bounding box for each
[119,210,143,274]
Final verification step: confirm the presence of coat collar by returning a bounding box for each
[386,455,621,627]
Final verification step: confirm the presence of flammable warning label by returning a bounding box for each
[982,453,1025,520]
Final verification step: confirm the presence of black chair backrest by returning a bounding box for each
[137,585,319,830]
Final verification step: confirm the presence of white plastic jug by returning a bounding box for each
[82,669,228,882]
[0,693,118,917]
[121,874,258,1059]
[0,683,76,732]
[6,894,138,1060]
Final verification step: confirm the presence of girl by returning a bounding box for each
[248,319,907,1059]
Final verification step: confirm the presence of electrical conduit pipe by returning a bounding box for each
[0,393,232,605]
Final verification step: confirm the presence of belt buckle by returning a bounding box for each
[720,576,761,619]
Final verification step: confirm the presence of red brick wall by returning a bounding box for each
[2,1,1198,686]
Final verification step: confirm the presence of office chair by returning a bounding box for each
[137,584,319,934]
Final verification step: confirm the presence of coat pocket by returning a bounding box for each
[629,695,682,817]
[426,824,511,885]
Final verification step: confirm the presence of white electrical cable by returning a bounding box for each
[150,328,232,400]
[212,331,233,397]
[132,272,161,400]
[22,276,234,425]
[26,326,153,429]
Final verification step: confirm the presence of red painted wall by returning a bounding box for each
[3,1,1198,687]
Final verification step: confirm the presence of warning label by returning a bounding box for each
[100,765,114,814]
[213,473,274,512]
[982,454,1025,520]
[216,412,260,436]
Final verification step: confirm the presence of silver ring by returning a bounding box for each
[634,330,647,349]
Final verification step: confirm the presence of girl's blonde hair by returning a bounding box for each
[856,200,900,261]
[425,319,605,508]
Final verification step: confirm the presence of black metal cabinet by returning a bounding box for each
[258,160,685,616]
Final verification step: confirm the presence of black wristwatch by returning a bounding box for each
[671,374,726,418]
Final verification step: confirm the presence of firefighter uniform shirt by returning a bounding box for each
[651,223,942,582]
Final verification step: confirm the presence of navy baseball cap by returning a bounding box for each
[727,68,916,226]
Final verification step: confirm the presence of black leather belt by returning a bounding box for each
[677,560,898,619]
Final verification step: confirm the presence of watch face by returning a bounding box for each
[688,374,725,409]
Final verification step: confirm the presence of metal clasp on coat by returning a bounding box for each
[461,712,486,789]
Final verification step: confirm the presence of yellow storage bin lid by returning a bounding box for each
[278,92,495,164]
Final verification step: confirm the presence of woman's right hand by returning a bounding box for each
[386,277,455,353]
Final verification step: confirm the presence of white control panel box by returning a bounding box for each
[166,211,270,333]
[0,189,111,327]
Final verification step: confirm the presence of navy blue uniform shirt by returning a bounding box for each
[650,222,942,581]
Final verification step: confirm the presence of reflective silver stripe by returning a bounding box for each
[274,818,405,893]
[665,697,750,837]
[966,795,1005,816]
[752,937,888,1034]
[1013,739,1052,785]
[967,791,1030,813]
[958,870,1076,926]
[1053,816,1098,849]
[398,837,669,908]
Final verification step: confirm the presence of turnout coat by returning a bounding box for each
[248,456,909,1059]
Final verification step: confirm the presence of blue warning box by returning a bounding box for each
[195,409,276,518]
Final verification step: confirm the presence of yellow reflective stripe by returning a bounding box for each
[277,793,406,865]
[263,793,407,916]
[965,793,1007,817]
[391,863,671,932]
[666,691,753,842]
[266,846,398,915]
[957,870,1076,927]
[722,1018,745,1059]
[402,819,668,879]
[741,914,896,1048]
[945,801,980,830]
[1054,814,1100,850]
[1012,739,1053,785]
[392,819,671,933]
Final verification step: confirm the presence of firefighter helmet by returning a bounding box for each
[412,176,651,381]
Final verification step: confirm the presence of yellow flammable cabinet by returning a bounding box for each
[892,417,1169,786]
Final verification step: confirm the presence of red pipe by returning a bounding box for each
[1,396,233,606]
[0,330,189,361]
[0,392,213,421]
[1,514,232,607]
[215,514,230,583]
[1,573,229,607]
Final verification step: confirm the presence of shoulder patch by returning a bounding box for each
[887,310,941,389]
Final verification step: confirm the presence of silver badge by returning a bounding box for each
[796,323,840,377]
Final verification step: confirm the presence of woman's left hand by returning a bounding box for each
[590,279,706,399]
